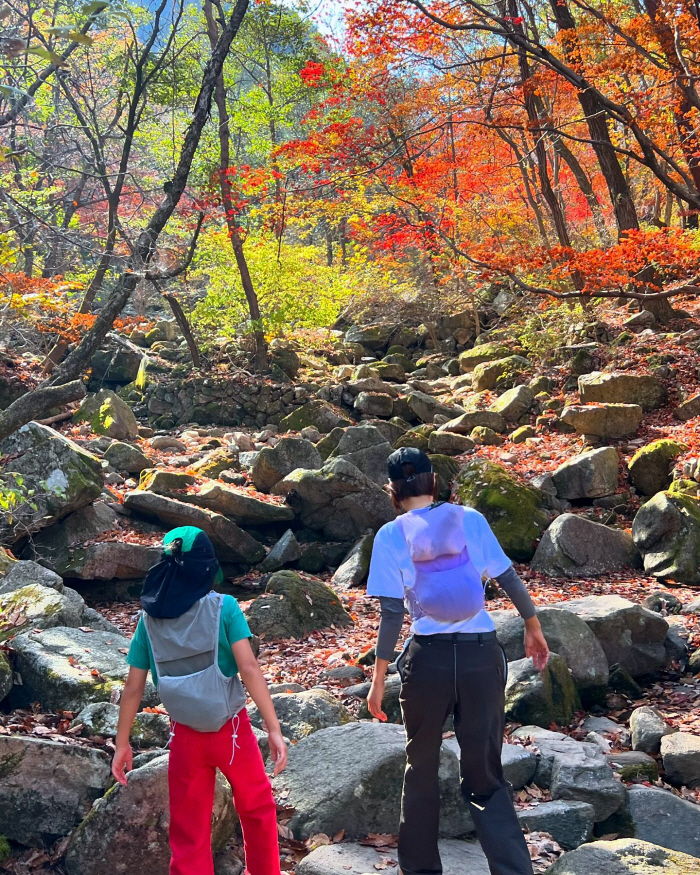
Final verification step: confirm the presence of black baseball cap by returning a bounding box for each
[387,447,433,482]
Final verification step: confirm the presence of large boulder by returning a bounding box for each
[90,342,143,384]
[517,800,594,851]
[632,491,700,585]
[504,653,580,728]
[472,356,529,392]
[245,571,352,640]
[248,689,355,741]
[123,491,265,565]
[251,437,322,492]
[407,390,463,424]
[627,785,700,859]
[0,582,85,642]
[271,723,473,841]
[453,458,548,561]
[556,595,668,677]
[493,607,608,704]
[458,343,511,373]
[560,404,643,439]
[531,515,641,579]
[345,323,397,351]
[579,372,665,412]
[628,440,688,496]
[329,426,393,486]
[0,559,63,593]
[513,728,625,822]
[0,423,103,541]
[280,401,351,434]
[660,732,700,788]
[546,839,699,875]
[64,754,236,875]
[272,458,396,541]
[438,410,506,434]
[9,627,158,711]
[269,338,301,378]
[354,391,394,417]
[190,482,295,525]
[39,541,162,581]
[428,430,475,455]
[298,841,489,875]
[71,702,170,748]
[24,503,121,573]
[552,448,619,500]
[0,736,111,847]
[331,533,374,588]
[259,529,301,572]
[490,385,534,421]
[103,441,152,474]
[630,706,676,754]
[75,389,139,440]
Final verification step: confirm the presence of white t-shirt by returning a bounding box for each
[366,504,512,635]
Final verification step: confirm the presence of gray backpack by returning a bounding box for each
[143,592,246,733]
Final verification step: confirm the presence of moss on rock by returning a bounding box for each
[453,458,547,560]
[628,439,688,497]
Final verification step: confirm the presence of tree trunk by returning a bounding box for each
[204,0,267,373]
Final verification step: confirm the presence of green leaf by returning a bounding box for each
[47,27,93,46]
[0,85,29,100]
[81,1,110,14]
[27,46,66,65]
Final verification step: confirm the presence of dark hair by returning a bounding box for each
[387,462,438,510]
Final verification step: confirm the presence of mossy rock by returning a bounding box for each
[632,490,700,584]
[472,355,530,392]
[668,479,700,499]
[75,390,138,440]
[316,427,346,461]
[505,652,581,728]
[0,583,84,644]
[628,439,688,497]
[139,469,196,493]
[511,425,535,443]
[0,835,9,864]
[470,426,503,446]
[190,449,240,478]
[458,342,512,374]
[246,571,353,640]
[427,454,460,501]
[453,458,547,561]
[280,401,351,435]
[0,651,11,702]
[394,424,435,452]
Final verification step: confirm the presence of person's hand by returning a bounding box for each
[367,677,387,722]
[524,619,549,671]
[268,729,288,776]
[112,742,133,786]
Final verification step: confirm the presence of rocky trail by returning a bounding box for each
[3,296,700,874]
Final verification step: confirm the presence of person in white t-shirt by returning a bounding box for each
[366,447,549,875]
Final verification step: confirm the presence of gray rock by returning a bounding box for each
[329,426,393,485]
[628,440,688,496]
[354,391,394,417]
[545,838,699,875]
[298,840,489,875]
[251,437,322,492]
[552,448,619,500]
[64,754,236,875]
[0,583,85,643]
[0,650,11,701]
[531,515,641,579]
[660,732,700,787]
[560,404,643,439]
[0,423,103,542]
[71,702,171,747]
[407,390,463,423]
[271,722,474,840]
[0,735,111,846]
[505,653,580,728]
[49,541,162,581]
[682,596,700,615]
[9,626,158,711]
[280,400,352,434]
[357,673,402,723]
[578,372,665,412]
[272,458,396,541]
[627,785,700,858]
[346,377,399,399]
[493,607,609,704]
[632,490,700,585]
[331,533,374,588]
[472,356,530,392]
[248,689,355,741]
[123,491,265,565]
[90,343,143,384]
[245,570,353,640]
[75,389,139,440]
[103,442,152,474]
[427,430,475,455]
[606,750,659,783]
[500,743,538,789]
[81,607,122,635]
[674,394,700,421]
[555,595,668,677]
[259,529,301,572]
[517,800,595,850]
[630,706,676,754]
[320,665,366,685]
[192,482,295,524]
[490,385,534,422]
[0,560,64,593]
[345,323,397,351]
[438,410,506,434]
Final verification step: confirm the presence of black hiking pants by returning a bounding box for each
[397,632,533,875]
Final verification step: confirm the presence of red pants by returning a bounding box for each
[168,709,280,875]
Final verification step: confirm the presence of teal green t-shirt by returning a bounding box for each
[127,594,251,687]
